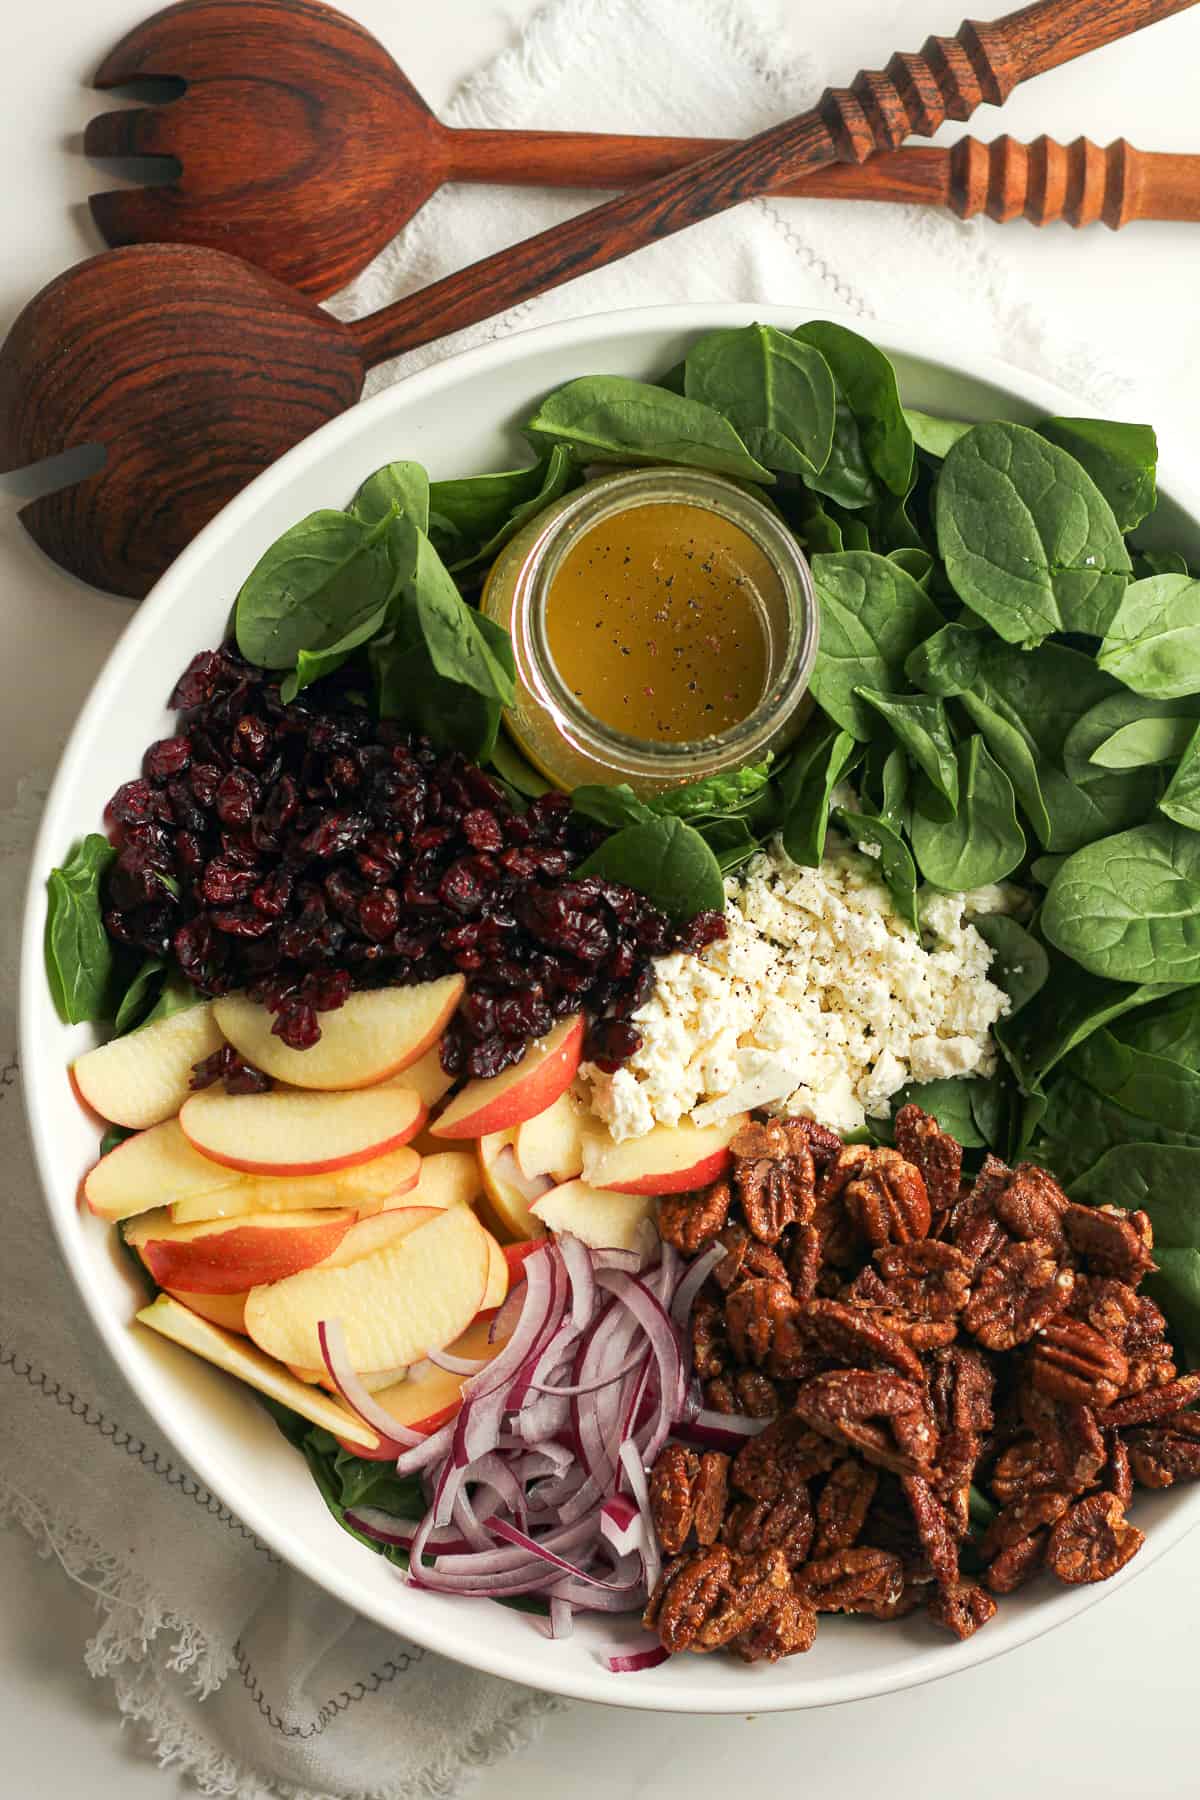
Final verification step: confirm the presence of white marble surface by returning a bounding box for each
[4,0,1200,1794]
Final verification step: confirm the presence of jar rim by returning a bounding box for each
[515,466,819,781]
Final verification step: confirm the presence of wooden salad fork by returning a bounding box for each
[3,0,1195,600]
[86,0,1200,301]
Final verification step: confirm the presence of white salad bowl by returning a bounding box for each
[20,301,1200,1713]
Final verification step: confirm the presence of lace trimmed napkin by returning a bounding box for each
[0,0,1155,1794]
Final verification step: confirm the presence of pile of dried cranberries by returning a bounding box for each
[101,644,723,1079]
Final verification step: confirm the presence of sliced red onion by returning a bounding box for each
[618,1440,661,1593]
[484,1516,639,1592]
[670,1242,725,1331]
[393,1416,457,1477]
[603,1643,670,1674]
[488,1283,526,1344]
[600,1495,645,1561]
[549,1575,647,1611]
[672,1409,772,1453]
[426,1346,490,1376]
[558,1231,598,1329]
[343,1508,472,1556]
[317,1319,415,1454]
[549,1598,574,1640]
[492,1144,555,1205]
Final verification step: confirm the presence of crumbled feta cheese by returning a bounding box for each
[580,836,1016,1141]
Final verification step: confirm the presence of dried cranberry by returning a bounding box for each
[190,1045,272,1095]
[143,737,191,782]
[586,1018,644,1071]
[216,769,260,829]
[300,812,367,858]
[273,1003,319,1049]
[462,809,504,853]
[358,889,401,942]
[677,909,729,955]
[106,779,159,827]
[201,858,257,906]
[234,715,272,767]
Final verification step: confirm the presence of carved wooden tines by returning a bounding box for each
[5,0,1195,597]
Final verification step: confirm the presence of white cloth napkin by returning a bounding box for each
[0,0,1160,1795]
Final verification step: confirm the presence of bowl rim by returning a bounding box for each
[20,298,1200,1713]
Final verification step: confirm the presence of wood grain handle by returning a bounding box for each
[350,0,1198,368]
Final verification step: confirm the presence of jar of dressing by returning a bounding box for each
[481,466,819,795]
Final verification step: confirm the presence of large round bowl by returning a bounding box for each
[21,302,1200,1712]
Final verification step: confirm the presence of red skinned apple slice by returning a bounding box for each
[244,1201,489,1373]
[137,1294,379,1452]
[431,1015,584,1140]
[212,978,464,1090]
[85,1118,241,1222]
[126,1207,359,1294]
[515,1085,597,1183]
[165,1288,250,1336]
[478,1130,550,1241]
[388,1042,456,1110]
[481,1233,508,1310]
[70,1003,224,1130]
[531,1179,656,1251]
[179,1085,426,1175]
[580,1115,748,1195]
[310,1206,440,1268]
[399,1151,482,1214]
[169,1145,421,1225]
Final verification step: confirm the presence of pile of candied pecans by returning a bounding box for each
[645,1109,1200,1663]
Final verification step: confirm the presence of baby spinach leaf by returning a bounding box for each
[1042,818,1200,985]
[1068,1028,1200,1137]
[969,1072,1015,1155]
[935,421,1131,646]
[888,547,934,588]
[809,552,941,741]
[571,784,655,831]
[350,460,430,531]
[113,956,165,1035]
[100,1125,134,1158]
[1031,1076,1198,1190]
[800,387,879,510]
[432,446,576,574]
[235,508,397,669]
[792,321,914,496]
[1037,417,1157,533]
[1064,690,1200,781]
[701,815,763,874]
[782,488,844,556]
[973,915,1049,1017]
[883,1078,988,1148]
[855,688,958,816]
[652,761,774,821]
[45,835,117,1025]
[1031,854,1066,887]
[371,605,515,761]
[524,377,772,484]
[905,621,987,698]
[910,738,1025,889]
[280,599,391,704]
[903,408,973,460]
[833,807,919,931]
[1112,986,1200,1068]
[1097,573,1200,698]
[577,815,725,919]
[778,723,859,867]
[489,734,551,799]
[1133,548,1189,580]
[141,969,202,1027]
[995,948,1180,1096]
[405,533,515,706]
[683,324,836,475]
[1089,715,1195,770]
[1160,721,1200,830]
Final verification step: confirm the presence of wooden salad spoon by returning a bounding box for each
[4,0,1195,600]
[86,0,1200,301]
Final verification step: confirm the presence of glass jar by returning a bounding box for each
[481,466,819,796]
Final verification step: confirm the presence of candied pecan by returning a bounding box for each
[990,1437,1070,1506]
[787,1223,823,1301]
[1045,1492,1145,1584]
[732,1120,817,1243]
[894,1104,962,1215]
[1122,1344,1178,1397]
[648,1446,729,1555]
[796,1547,905,1615]
[962,1240,1074,1351]
[1125,1414,1200,1488]
[711,1221,789,1292]
[723,1491,815,1567]
[1029,1318,1129,1409]
[730,1591,817,1663]
[786,1116,843,1168]
[1098,1373,1200,1428]
[982,1491,1071,1556]
[863,1307,958,1350]
[901,1475,960,1589]
[1063,1203,1155,1284]
[927,1579,997,1639]
[692,1551,792,1653]
[950,1152,1012,1228]
[731,1417,840,1501]
[1072,1276,1167,1350]
[929,1344,995,1436]
[691,1294,729,1381]
[953,1210,1010,1276]
[658,1180,731,1254]
[994,1164,1069,1255]
[645,1547,731,1649]
[869,1584,926,1621]
[706,1368,782,1419]
[794,1371,936,1476]
[933,1430,979,1537]
[1019,1393,1106,1494]
[795,1298,924,1382]
[839,1147,931,1249]
[985,1533,1048,1594]
[871,1240,973,1318]
[813,1461,878,1556]
[725,1278,799,1367]
[1105,1433,1134,1507]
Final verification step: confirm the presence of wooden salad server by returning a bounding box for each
[4,0,1195,600]
[87,0,1200,301]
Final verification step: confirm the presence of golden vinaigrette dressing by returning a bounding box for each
[543,501,779,742]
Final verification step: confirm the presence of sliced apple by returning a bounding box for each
[581,1114,748,1195]
[389,1042,456,1109]
[70,1003,225,1131]
[400,1151,482,1214]
[515,1085,599,1183]
[212,978,464,1091]
[125,1207,359,1294]
[179,1084,426,1176]
[136,1294,379,1452]
[431,1015,584,1140]
[169,1145,421,1225]
[165,1288,250,1336]
[310,1206,440,1268]
[531,1179,656,1251]
[85,1118,241,1222]
[343,1312,508,1458]
[481,1233,508,1310]
[244,1201,489,1373]
[478,1129,551,1242]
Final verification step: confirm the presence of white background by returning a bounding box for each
[3,0,1200,1794]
